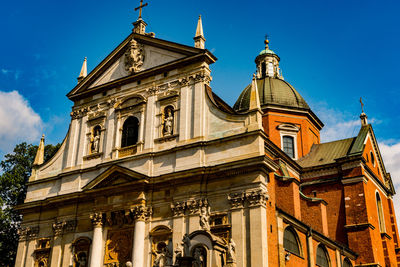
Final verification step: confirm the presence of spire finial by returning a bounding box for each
[194,15,206,49]
[264,34,269,49]
[33,134,45,166]
[77,57,87,83]
[359,97,368,126]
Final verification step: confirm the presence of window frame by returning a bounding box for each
[316,244,330,267]
[121,116,140,148]
[283,227,302,257]
[375,191,386,233]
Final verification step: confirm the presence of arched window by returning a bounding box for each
[376,192,385,233]
[121,117,139,148]
[282,136,295,159]
[343,258,353,267]
[316,245,330,267]
[370,151,375,166]
[283,227,301,256]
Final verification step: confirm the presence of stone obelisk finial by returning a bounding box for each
[194,15,206,49]
[77,57,87,83]
[33,134,45,166]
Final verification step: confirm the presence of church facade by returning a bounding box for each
[15,9,400,267]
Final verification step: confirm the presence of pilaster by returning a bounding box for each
[50,221,65,267]
[228,192,247,267]
[144,94,156,150]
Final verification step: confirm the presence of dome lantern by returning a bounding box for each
[255,37,283,79]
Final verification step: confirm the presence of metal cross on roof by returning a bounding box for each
[360,97,365,113]
[135,0,148,19]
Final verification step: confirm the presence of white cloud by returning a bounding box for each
[0,91,42,155]
[311,102,361,142]
[379,142,400,229]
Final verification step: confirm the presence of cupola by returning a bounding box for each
[255,37,283,79]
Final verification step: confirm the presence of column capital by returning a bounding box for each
[90,212,104,227]
[246,189,268,207]
[228,192,246,209]
[52,221,67,237]
[18,226,39,241]
[228,189,269,209]
[131,206,152,221]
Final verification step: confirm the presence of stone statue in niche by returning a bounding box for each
[163,107,174,136]
[174,243,183,261]
[182,234,191,257]
[124,38,145,74]
[226,238,236,263]
[152,241,173,267]
[192,247,206,267]
[199,204,211,231]
[90,126,101,154]
[74,252,87,267]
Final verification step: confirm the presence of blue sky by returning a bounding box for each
[1,1,400,216]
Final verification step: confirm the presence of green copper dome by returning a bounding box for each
[233,77,310,112]
[259,48,276,56]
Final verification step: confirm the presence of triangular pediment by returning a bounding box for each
[67,33,215,100]
[82,165,148,190]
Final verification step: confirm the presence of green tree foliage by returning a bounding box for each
[0,142,60,267]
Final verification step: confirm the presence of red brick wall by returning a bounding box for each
[262,111,320,158]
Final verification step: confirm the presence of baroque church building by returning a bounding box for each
[15,7,400,267]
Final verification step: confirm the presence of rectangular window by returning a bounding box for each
[283,136,295,158]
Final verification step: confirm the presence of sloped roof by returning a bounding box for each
[297,138,355,168]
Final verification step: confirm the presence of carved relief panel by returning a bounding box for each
[104,229,133,267]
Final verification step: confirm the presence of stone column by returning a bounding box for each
[50,221,66,267]
[89,213,104,267]
[247,189,269,267]
[131,206,151,267]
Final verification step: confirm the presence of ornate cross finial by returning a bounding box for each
[360,97,364,113]
[135,0,148,19]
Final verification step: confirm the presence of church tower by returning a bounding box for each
[234,38,323,159]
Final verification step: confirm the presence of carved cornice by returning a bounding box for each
[228,189,269,209]
[18,226,39,241]
[90,213,104,227]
